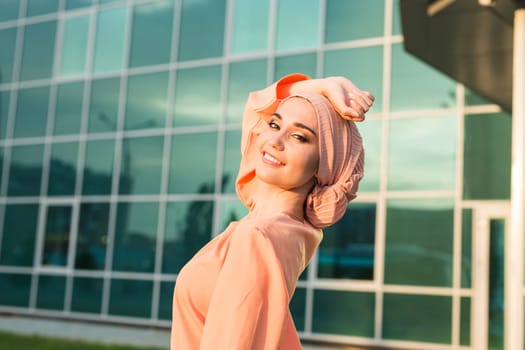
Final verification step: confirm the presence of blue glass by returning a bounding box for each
[324,46,383,114]
[220,199,248,231]
[66,0,92,10]
[460,297,471,346]
[325,0,384,42]
[60,15,90,76]
[71,277,103,314]
[36,275,66,311]
[47,142,78,196]
[388,115,456,191]
[158,281,174,320]
[290,288,306,332]
[385,199,454,287]
[42,206,72,266]
[0,0,20,22]
[53,82,84,135]
[162,201,213,274]
[14,86,49,138]
[276,0,319,52]
[82,139,115,195]
[178,0,226,61]
[113,202,158,272]
[168,132,217,194]
[0,28,17,83]
[392,0,402,35]
[274,53,317,81]
[319,203,376,280]
[109,279,152,318]
[230,0,269,54]
[461,209,472,288]
[125,71,169,130]
[75,202,109,270]
[88,77,120,133]
[173,65,222,126]
[0,90,10,139]
[26,0,59,17]
[221,130,241,194]
[0,204,39,266]
[8,144,44,196]
[383,293,452,343]
[0,273,31,307]
[118,136,164,195]
[93,7,128,73]
[20,21,57,81]
[226,59,267,124]
[313,290,375,336]
[489,219,505,350]
[129,0,173,67]
[357,120,381,192]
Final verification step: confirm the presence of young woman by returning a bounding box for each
[170,73,374,349]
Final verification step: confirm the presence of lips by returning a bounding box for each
[262,151,283,166]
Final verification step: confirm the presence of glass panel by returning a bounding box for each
[274,53,317,81]
[391,43,457,111]
[177,0,226,61]
[0,0,20,22]
[324,47,383,113]
[93,7,128,73]
[226,59,267,124]
[461,209,472,288]
[276,0,319,52]
[125,71,168,130]
[392,0,402,35]
[173,65,222,126]
[0,204,38,266]
[158,281,174,320]
[465,88,492,106]
[20,21,56,81]
[388,115,456,191]
[318,203,376,280]
[356,119,381,192]
[289,287,306,332]
[463,113,511,199]
[60,15,89,76]
[53,82,84,135]
[0,273,31,307]
[113,202,158,272]
[42,206,72,266]
[168,132,217,194]
[460,297,471,346]
[383,293,452,343]
[75,202,109,270]
[230,0,269,54]
[312,290,375,336]
[220,198,248,231]
[14,86,49,138]
[118,136,164,195]
[0,90,10,139]
[88,77,120,133]
[0,28,17,83]
[489,219,504,350]
[109,278,152,318]
[221,130,241,194]
[26,0,59,17]
[36,275,66,311]
[48,141,78,196]
[325,0,384,43]
[162,201,213,274]
[385,199,454,286]
[66,0,92,10]
[71,277,103,314]
[129,0,173,67]
[82,139,114,195]
[8,144,44,196]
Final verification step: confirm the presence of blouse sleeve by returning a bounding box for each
[199,225,300,350]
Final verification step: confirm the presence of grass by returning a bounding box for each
[0,331,167,350]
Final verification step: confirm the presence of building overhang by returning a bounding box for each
[400,0,525,111]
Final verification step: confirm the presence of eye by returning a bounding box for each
[268,120,280,130]
[292,133,308,143]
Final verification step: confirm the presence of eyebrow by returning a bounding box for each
[271,113,317,138]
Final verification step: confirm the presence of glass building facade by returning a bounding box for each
[0,0,512,349]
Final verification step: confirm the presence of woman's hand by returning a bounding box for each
[289,76,375,121]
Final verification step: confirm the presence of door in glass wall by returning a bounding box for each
[471,205,509,350]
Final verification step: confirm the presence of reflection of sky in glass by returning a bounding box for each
[0,90,10,139]
[0,28,16,83]
[276,0,319,52]
[20,21,56,81]
[388,115,456,191]
[65,0,92,10]
[357,120,381,192]
[220,199,248,231]
[0,1,20,21]
[54,82,83,135]
[26,0,59,17]
[222,130,241,194]
[88,77,120,133]
[8,144,44,196]
[60,15,89,76]
[230,0,269,54]
[325,0,384,42]
[82,139,114,195]
[93,7,128,73]
[14,87,49,138]
[274,53,317,81]
[48,141,78,195]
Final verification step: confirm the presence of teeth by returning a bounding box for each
[263,152,282,165]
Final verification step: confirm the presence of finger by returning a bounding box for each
[347,92,370,114]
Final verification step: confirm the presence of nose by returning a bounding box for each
[267,131,284,150]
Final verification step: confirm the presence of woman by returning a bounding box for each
[171,73,374,349]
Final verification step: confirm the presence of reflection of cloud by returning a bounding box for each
[135,0,173,14]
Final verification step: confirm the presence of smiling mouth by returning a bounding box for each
[263,152,283,165]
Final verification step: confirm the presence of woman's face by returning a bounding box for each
[255,97,319,191]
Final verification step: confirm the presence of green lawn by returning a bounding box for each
[0,331,167,350]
